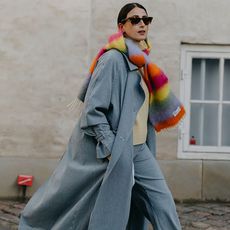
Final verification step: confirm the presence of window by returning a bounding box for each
[178,45,230,160]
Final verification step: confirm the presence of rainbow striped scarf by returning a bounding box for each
[79,32,185,132]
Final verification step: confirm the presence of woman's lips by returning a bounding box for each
[138,30,146,35]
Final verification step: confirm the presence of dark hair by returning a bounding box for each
[117,3,148,25]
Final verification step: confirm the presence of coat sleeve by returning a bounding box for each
[80,51,120,159]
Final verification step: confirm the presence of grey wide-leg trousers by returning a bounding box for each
[127,143,181,230]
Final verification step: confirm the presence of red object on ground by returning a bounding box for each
[17,175,33,187]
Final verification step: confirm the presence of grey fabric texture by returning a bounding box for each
[128,144,181,230]
[19,50,159,230]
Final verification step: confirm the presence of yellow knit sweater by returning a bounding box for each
[133,74,149,145]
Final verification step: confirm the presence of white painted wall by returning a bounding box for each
[0,0,90,158]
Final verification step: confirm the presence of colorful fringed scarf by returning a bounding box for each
[79,31,185,132]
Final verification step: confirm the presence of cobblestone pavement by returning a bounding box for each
[0,200,229,230]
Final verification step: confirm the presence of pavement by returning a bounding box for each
[0,200,229,230]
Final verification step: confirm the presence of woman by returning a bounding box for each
[19,3,185,230]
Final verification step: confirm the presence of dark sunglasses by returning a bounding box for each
[122,16,153,25]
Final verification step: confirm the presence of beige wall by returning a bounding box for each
[1,0,90,159]
[0,0,230,199]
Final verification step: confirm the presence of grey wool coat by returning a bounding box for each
[19,49,156,230]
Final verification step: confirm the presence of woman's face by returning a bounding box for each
[119,7,150,42]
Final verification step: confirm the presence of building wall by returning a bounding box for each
[0,0,229,200]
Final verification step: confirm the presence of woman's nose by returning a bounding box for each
[139,19,145,26]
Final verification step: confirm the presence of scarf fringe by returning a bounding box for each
[155,106,185,132]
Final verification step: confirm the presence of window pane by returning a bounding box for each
[191,58,219,101]
[223,59,230,101]
[222,105,230,146]
[205,59,219,100]
[190,103,218,146]
[191,59,202,100]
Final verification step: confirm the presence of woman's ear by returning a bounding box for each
[118,23,124,32]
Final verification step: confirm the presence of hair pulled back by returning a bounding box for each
[117,3,148,25]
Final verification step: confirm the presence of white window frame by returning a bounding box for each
[178,44,230,160]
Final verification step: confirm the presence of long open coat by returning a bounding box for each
[19,49,156,230]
